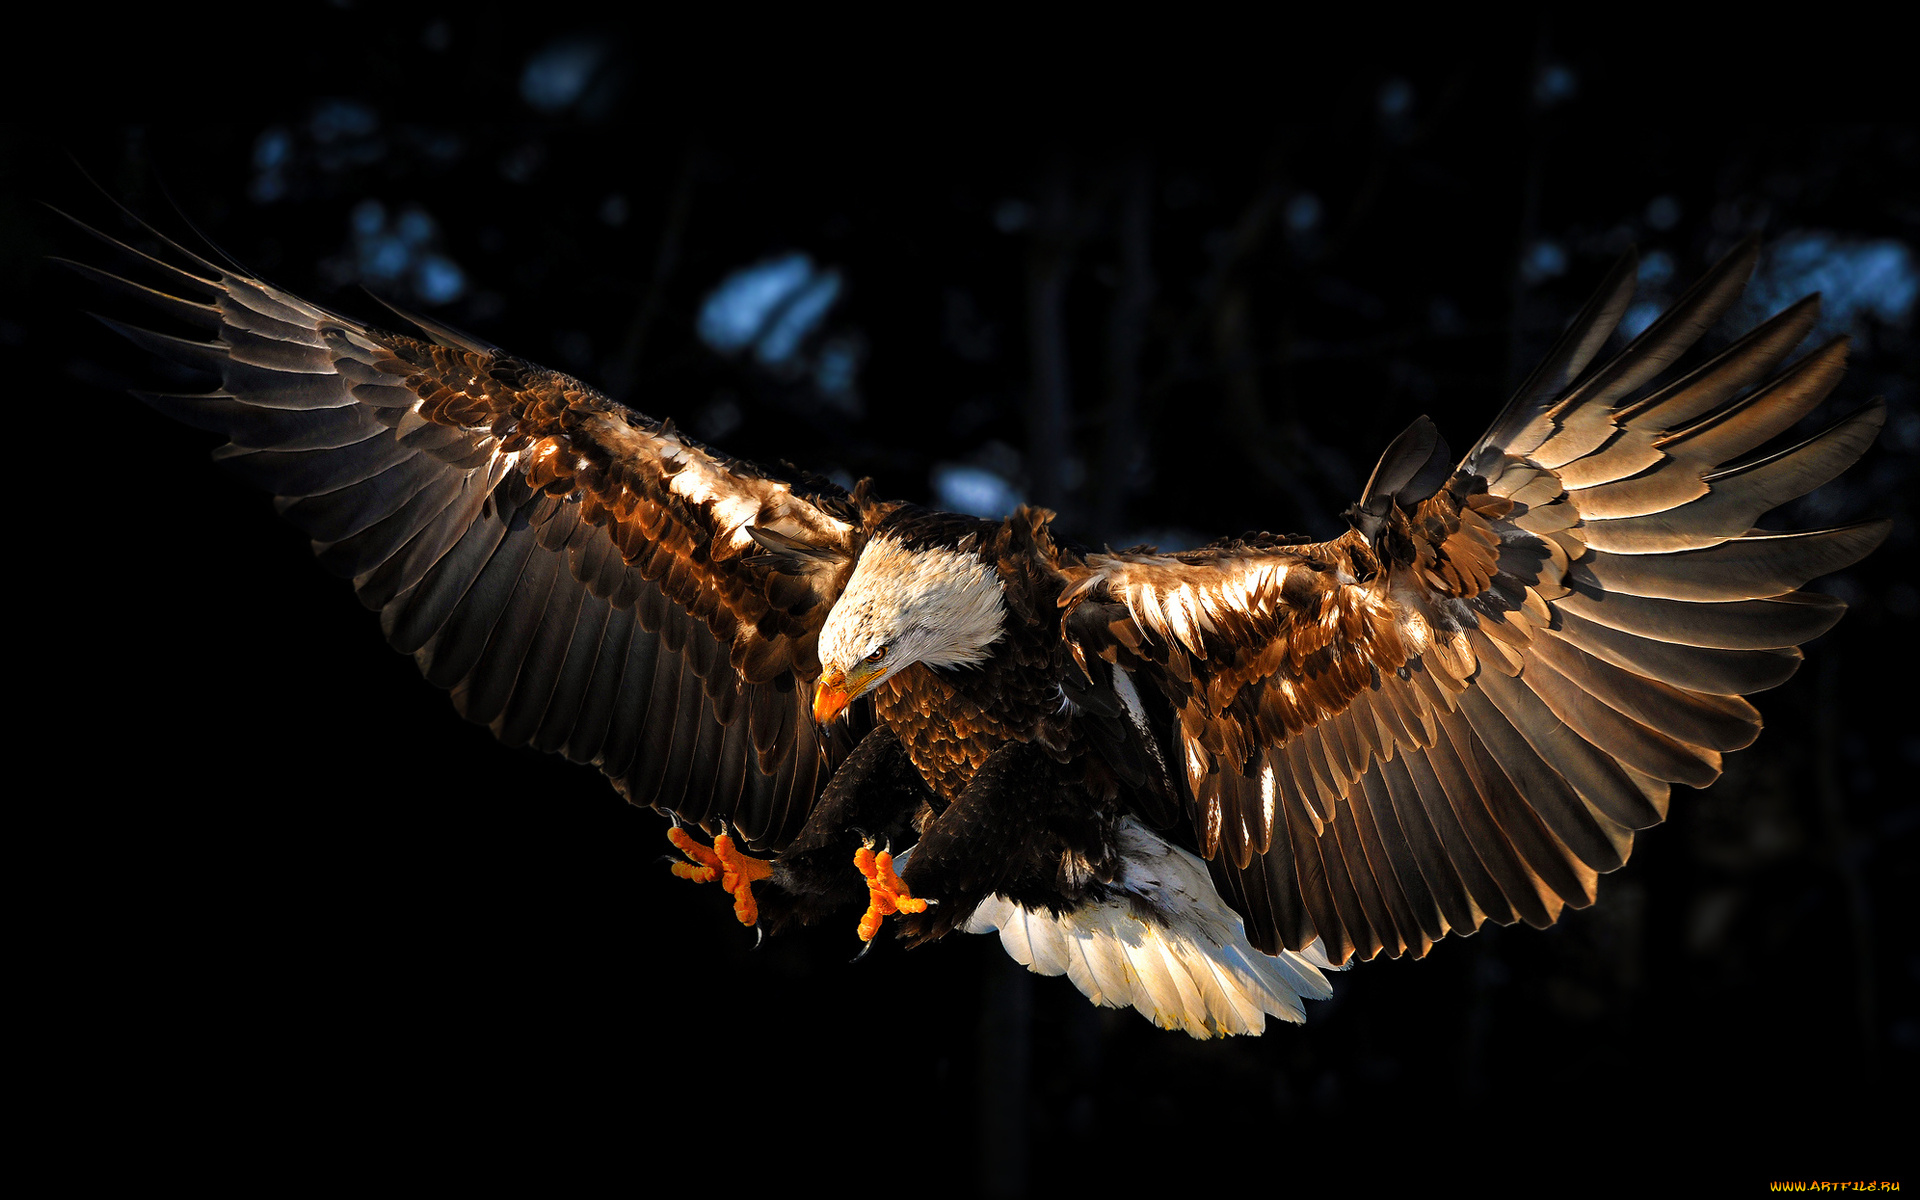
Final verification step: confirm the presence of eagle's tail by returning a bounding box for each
[961,819,1337,1037]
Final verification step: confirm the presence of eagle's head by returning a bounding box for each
[811,534,1007,722]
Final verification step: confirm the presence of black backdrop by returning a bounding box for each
[7,9,1914,1192]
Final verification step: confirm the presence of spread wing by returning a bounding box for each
[67,211,869,851]
[1060,241,1888,963]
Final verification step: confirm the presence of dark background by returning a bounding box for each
[7,9,1914,1191]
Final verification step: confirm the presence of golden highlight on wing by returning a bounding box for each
[1060,241,1888,964]
[66,210,871,850]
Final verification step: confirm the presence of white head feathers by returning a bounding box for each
[817,534,1007,683]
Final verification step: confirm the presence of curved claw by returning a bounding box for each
[854,840,928,942]
[668,826,774,926]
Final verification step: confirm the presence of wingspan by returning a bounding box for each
[1061,242,1888,963]
[67,210,870,850]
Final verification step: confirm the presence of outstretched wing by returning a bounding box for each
[66,210,870,850]
[1060,241,1888,963]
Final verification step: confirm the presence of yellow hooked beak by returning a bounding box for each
[812,664,881,723]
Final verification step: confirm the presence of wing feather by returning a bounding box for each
[566,602,638,766]
[532,588,613,755]
[1328,802,1401,957]
[1283,775,1354,963]
[1355,768,1449,946]
[1404,737,1517,928]
[1426,707,1557,928]
[500,570,591,749]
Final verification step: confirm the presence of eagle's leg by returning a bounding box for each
[893,741,1122,943]
[752,725,936,934]
[667,826,773,926]
[855,842,928,941]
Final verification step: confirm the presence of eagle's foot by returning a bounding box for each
[855,841,928,942]
[668,826,773,926]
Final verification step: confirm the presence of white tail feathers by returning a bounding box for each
[961,819,1337,1038]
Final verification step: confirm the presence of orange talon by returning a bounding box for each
[668,827,774,926]
[855,842,928,942]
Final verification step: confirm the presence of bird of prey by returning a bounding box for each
[67,208,1886,1038]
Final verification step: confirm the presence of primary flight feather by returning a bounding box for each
[69,209,1887,1038]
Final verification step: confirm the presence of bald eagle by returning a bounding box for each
[68,211,1885,1038]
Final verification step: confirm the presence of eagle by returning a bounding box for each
[67,208,1886,1038]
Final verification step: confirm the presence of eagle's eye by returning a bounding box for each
[866,646,889,664]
